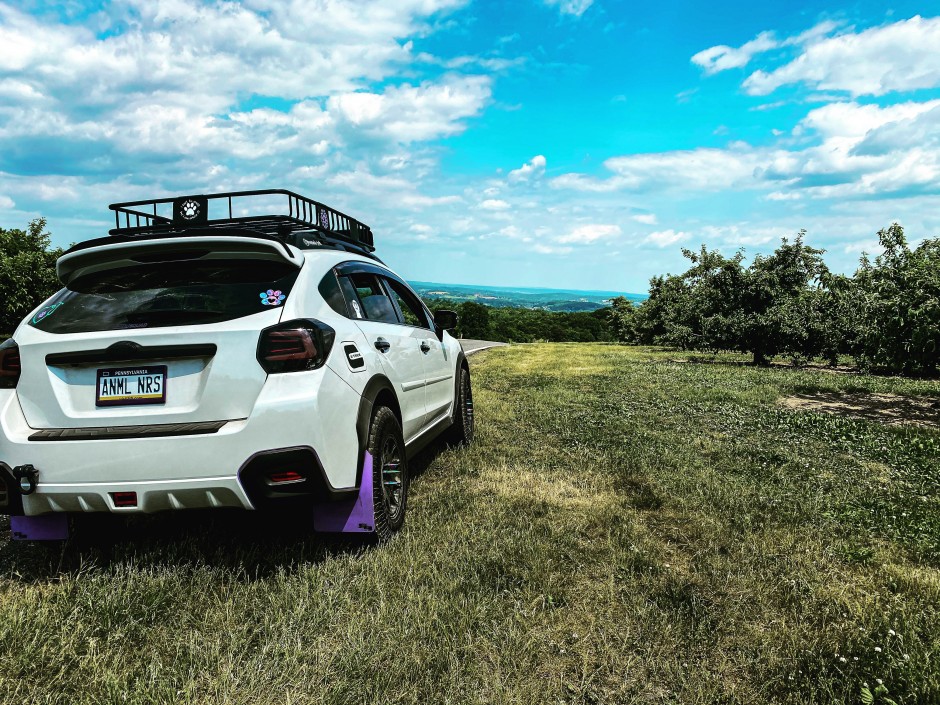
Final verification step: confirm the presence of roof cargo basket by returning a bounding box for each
[108,189,375,255]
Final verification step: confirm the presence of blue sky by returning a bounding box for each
[1,1,939,293]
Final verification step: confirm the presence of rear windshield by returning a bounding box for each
[29,259,300,334]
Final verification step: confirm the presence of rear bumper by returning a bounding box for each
[22,475,249,514]
[0,368,363,516]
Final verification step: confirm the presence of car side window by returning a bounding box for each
[385,278,430,329]
[318,271,349,317]
[347,272,399,324]
[336,275,364,318]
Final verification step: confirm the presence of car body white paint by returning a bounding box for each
[0,241,462,516]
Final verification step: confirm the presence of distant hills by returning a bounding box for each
[409,280,647,313]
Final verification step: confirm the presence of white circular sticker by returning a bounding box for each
[179,199,200,220]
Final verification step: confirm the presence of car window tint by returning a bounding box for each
[348,273,399,324]
[29,259,299,334]
[337,276,363,318]
[385,279,428,329]
[318,271,348,316]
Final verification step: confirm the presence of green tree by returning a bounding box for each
[456,301,491,339]
[853,224,940,375]
[0,218,63,334]
[608,296,637,343]
[739,231,829,364]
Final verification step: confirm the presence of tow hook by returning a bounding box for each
[12,464,38,495]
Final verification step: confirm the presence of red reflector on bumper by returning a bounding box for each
[267,471,305,485]
[111,491,137,507]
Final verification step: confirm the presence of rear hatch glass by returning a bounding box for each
[30,259,299,334]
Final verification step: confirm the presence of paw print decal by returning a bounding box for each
[179,199,200,220]
[260,289,286,306]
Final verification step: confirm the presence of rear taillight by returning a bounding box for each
[0,339,20,389]
[257,319,335,373]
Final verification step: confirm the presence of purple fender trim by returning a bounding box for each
[11,514,69,541]
[312,451,375,533]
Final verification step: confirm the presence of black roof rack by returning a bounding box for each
[108,189,375,256]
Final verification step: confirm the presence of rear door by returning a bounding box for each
[16,237,302,429]
[339,269,428,441]
[382,278,454,425]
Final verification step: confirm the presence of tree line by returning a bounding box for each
[425,298,616,344]
[609,224,940,376]
[3,218,937,375]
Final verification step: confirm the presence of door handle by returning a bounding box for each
[420,341,431,353]
[374,338,391,353]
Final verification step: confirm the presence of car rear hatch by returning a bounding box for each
[15,236,304,430]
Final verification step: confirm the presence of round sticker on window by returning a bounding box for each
[260,289,286,306]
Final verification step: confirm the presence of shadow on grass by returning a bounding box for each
[781,389,940,429]
[0,437,447,583]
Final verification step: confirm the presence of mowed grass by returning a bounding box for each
[1,343,939,704]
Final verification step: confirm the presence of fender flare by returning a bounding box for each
[354,374,400,486]
[451,349,468,420]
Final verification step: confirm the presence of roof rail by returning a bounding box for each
[108,189,375,255]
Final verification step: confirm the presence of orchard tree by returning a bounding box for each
[853,224,940,375]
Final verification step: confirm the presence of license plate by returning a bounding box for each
[96,366,167,407]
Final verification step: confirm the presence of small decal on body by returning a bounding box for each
[260,289,286,306]
[32,302,63,324]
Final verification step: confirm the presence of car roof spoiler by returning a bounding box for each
[56,234,306,288]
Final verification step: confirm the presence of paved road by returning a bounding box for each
[459,339,508,356]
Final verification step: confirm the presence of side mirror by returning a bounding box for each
[433,309,458,333]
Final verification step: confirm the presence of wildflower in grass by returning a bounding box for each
[875,647,882,653]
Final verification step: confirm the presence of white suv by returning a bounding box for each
[0,190,473,542]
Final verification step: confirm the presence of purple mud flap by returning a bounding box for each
[11,514,69,541]
[312,451,376,533]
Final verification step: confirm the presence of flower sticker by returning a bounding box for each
[260,289,286,306]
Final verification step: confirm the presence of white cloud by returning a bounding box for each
[632,213,658,225]
[692,31,778,75]
[543,0,593,17]
[558,223,621,243]
[0,195,14,209]
[552,147,762,193]
[0,1,489,167]
[744,16,940,97]
[646,229,690,247]
[551,99,940,202]
[534,243,573,255]
[692,21,841,76]
[508,154,547,182]
[328,75,492,143]
[480,199,511,210]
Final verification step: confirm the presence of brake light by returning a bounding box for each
[0,339,20,389]
[257,319,335,373]
[264,329,317,361]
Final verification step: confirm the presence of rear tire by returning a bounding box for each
[448,366,474,446]
[368,406,409,541]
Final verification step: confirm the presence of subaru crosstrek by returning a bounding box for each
[0,190,474,541]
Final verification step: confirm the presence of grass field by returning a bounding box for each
[1,344,939,704]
